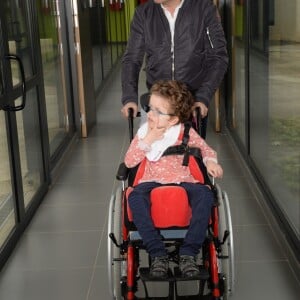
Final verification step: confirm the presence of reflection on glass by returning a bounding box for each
[231,0,246,146]
[0,63,3,95]
[7,58,24,89]
[15,90,44,208]
[106,2,125,68]
[249,0,300,236]
[4,0,33,82]
[37,0,69,156]
[91,1,127,94]
[109,11,118,66]
[90,6,104,92]
[0,111,16,247]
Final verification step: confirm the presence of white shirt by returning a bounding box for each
[160,0,185,77]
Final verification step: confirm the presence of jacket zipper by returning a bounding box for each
[206,27,214,49]
[172,53,175,80]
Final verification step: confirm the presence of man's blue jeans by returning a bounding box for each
[128,181,214,258]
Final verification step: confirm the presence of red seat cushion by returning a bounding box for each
[150,186,191,227]
[126,186,191,228]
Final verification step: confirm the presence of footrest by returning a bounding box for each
[173,266,209,281]
[139,267,174,282]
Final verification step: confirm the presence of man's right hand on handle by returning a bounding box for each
[121,102,138,118]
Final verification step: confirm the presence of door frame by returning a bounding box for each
[0,0,50,271]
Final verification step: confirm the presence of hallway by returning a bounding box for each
[0,64,299,300]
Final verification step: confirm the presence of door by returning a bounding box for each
[37,0,75,160]
[0,0,49,249]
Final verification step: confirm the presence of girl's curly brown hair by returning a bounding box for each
[150,80,194,123]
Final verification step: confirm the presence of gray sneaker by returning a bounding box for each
[179,255,200,277]
[150,256,169,278]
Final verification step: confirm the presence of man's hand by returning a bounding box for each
[121,102,138,118]
[193,102,208,118]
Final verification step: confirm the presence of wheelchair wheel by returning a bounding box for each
[217,186,235,299]
[108,187,123,300]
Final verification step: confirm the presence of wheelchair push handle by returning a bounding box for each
[128,108,134,142]
[127,108,141,142]
[193,106,207,139]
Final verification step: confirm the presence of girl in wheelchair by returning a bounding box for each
[124,80,223,279]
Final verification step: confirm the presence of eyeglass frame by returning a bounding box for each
[143,104,175,117]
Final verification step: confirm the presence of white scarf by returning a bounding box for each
[137,122,181,161]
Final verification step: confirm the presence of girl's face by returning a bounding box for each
[147,94,179,129]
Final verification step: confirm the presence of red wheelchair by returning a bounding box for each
[108,107,234,300]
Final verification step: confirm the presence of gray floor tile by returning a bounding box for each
[218,157,247,175]
[87,266,111,300]
[221,176,253,198]
[7,231,101,270]
[66,142,126,166]
[44,182,112,205]
[231,261,300,300]
[27,202,108,232]
[234,225,286,262]
[55,164,117,184]
[229,195,268,226]
[96,235,108,267]
[0,267,92,300]
[65,148,123,169]
[73,134,126,152]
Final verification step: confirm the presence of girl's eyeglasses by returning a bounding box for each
[143,104,175,117]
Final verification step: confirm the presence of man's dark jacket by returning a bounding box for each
[121,0,228,107]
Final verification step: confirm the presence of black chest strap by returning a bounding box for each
[162,122,202,166]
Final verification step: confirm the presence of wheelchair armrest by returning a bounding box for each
[116,162,129,181]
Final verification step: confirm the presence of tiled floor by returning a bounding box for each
[0,65,299,300]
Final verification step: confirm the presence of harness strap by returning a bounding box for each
[162,122,202,166]
[163,145,202,160]
[182,121,191,147]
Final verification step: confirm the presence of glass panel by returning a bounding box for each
[91,5,104,92]
[103,1,113,77]
[37,0,70,156]
[4,0,33,82]
[107,3,118,67]
[116,8,122,57]
[230,0,247,146]
[0,111,16,247]
[0,60,3,95]
[119,2,126,52]
[249,0,300,237]
[15,89,44,209]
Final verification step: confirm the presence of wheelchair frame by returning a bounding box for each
[108,105,235,299]
[108,181,234,300]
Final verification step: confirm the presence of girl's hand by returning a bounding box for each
[143,119,166,145]
[206,161,223,178]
